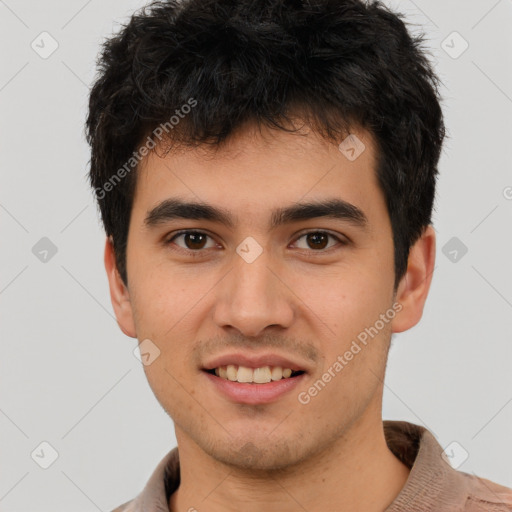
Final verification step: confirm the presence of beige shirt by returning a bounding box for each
[112,421,512,511]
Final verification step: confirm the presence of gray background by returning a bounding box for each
[1,0,511,510]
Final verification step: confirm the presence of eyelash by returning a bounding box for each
[164,230,348,257]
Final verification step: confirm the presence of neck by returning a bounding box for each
[169,411,410,512]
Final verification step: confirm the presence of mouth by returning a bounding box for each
[203,365,306,384]
[202,364,308,405]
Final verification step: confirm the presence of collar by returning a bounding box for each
[117,420,511,512]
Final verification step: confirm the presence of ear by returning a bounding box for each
[104,236,137,338]
[391,225,436,333]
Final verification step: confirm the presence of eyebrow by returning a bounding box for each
[144,197,369,231]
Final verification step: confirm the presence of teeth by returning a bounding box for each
[213,365,299,383]
[237,366,253,383]
[271,366,282,380]
[253,366,272,383]
[226,364,237,381]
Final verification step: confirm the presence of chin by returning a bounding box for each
[206,437,302,472]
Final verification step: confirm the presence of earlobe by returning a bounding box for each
[104,236,137,338]
[391,225,436,333]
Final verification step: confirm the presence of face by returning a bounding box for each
[107,121,431,471]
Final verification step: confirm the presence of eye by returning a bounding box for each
[292,231,346,252]
[166,230,218,253]
[164,229,347,256]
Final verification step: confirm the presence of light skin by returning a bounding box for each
[105,121,436,511]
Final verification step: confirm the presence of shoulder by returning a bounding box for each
[460,472,512,511]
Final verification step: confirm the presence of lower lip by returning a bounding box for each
[203,371,307,405]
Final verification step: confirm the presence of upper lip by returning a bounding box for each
[203,352,310,373]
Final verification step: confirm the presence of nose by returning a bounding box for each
[212,248,295,338]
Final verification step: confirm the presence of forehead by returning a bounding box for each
[131,123,385,230]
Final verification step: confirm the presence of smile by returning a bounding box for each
[205,365,305,384]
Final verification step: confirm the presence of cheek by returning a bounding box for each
[129,271,208,372]
[302,268,394,387]
[305,268,391,331]
[296,331,388,429]
[130,268,200,331]
[142,361,196,425]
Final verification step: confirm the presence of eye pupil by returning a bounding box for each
[186,232,207,250]
[307,233,328,250]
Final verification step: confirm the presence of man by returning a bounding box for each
[86,0,512,510]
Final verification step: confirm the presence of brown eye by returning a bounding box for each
[305,232,329,250]
[182,232,207,250]
[294,231,344,251]
[167,231,216,252]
